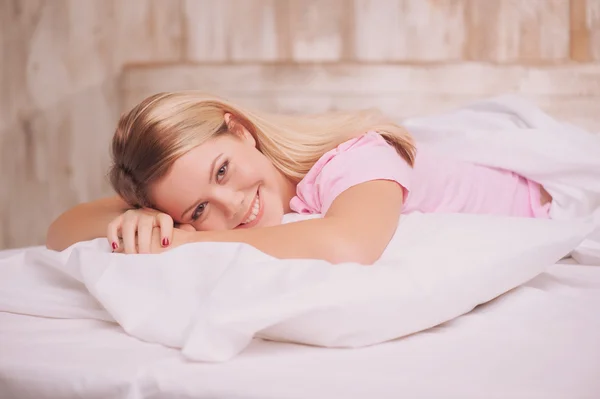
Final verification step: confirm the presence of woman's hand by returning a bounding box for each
[113,225,195,254]
[148,225,195,254]
[107,208,175,254]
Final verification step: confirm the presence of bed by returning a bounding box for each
[1,234,600,399]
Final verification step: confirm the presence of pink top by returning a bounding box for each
[289,132,550,218]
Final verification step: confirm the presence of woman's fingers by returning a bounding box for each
[107,214,123,252]
[156,213,174,247]
[121,213,139,254]
[107,209,177,255]
[136,216,155,254]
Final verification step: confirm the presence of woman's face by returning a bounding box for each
[150,126,295,231]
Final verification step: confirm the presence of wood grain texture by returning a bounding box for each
[122,64,600,98]
[184,0,285,61]
[586,0,600,60]
[181,0,573,62]
[352,0,466,61]
[183,0,350,61]
[117,0,184,63]
[0,0,120,129]
[570,0,600,61]
[1,0,121,249]
[571,0,592,61]
[464,0,570,62]
[1,0,46,132]
[121,63,600,131]
[1,81,119,249]
[287,0,352,61]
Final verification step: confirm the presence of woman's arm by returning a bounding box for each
[46,196,132,251]
[179,180,404,265]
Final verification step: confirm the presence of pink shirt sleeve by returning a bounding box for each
[289,131,412,215]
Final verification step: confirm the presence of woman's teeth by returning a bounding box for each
[242,194,260,224]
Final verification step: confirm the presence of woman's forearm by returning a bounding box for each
[187,217,384,265]
[46,196,131,251]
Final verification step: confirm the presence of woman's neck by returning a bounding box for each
[278,172,298,213]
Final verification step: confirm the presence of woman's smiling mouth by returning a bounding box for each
[236,189,263,228]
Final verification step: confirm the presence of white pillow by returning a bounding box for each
[70,212,592,362]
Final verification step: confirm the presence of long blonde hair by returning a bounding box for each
[109,91,415,208]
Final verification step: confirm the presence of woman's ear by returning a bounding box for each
[224,113,256,147]
[224,112,233,128]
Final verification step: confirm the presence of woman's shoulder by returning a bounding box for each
[290,131,413,214]
[333,131,391,152]
[306,131,407,178]
[312,131,394,170]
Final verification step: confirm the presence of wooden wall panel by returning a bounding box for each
[352,0,467,61]
[465,0,571,62]
[1,0,121,249]
[586,0,600,60]
[570,0,600,61]
[182,0,573,63]
[0,0,42,132]
[591,0,600,60]
[122,64,600,98]
[183,0,471,62]
[117,0,184,63]
[287,0,351,61]
[121,64,600,132]
[184,0,351,62]
[184,0,285,61]
[0,0,121,128]
[1,80,118,249]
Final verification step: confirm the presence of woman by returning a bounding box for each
[46,91,552,264]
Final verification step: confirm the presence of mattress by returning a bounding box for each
[1,245,599,399]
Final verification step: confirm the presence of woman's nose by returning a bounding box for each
[218,189,244,219]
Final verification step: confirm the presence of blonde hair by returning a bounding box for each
[109,91,415,208]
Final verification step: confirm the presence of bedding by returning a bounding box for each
[1,256,599,399]
[404,95,600,264]
[0,213,594,363]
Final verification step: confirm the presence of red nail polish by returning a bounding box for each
[112,242,118,250]
[162,238,169,247]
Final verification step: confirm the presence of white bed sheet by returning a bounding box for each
[1,248,599,399]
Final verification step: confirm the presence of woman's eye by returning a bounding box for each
[216,161,229,181]
[192,202,207,221]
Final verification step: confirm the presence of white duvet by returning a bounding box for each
[1,96,599,362]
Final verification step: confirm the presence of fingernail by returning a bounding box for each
[112,242,118,251]
[162,238,169,247]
